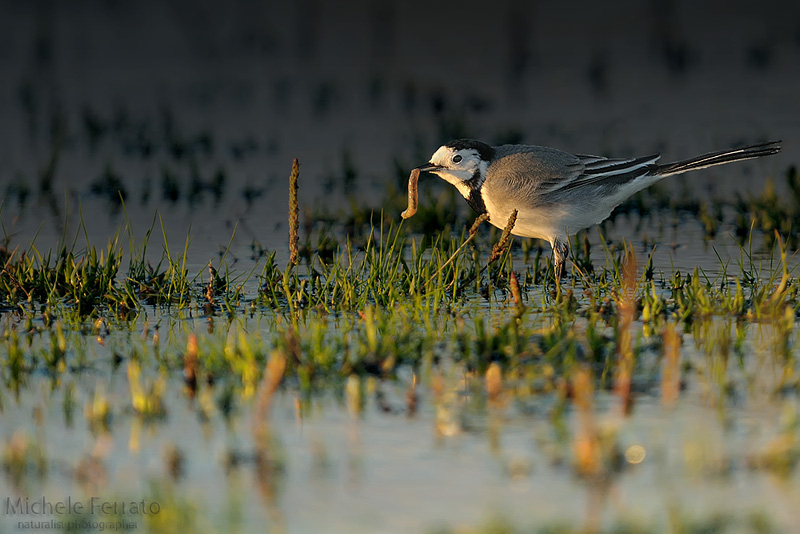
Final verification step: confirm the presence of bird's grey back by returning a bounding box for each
[486,145,584,206]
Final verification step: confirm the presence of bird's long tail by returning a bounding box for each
[652,140,781,177]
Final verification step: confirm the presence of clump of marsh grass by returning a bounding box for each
[452,209,518,292]
[738,166,800,248]
[747,401,800,478]
[85,389,112,434]
[2,431,48,489]
[428,212,489,288]
[127,360,167,421]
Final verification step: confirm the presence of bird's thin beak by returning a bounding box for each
[414,162,440,173]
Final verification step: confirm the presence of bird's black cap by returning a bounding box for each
[445,139,495,161]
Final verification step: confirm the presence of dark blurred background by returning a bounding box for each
[0,0,798,256]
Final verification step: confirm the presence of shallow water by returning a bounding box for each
[2,360,800,533]
[2,302,800,533]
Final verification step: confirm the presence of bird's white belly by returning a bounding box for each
[481,189,557,240]
[481,188,612,242]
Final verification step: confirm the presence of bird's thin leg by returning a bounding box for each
[551,238,569,280]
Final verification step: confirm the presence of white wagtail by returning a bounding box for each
[415,138,781,276]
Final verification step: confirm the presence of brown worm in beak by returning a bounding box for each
[401,168,420,219]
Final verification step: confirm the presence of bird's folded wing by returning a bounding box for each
[488,145,583,198]
[489,145,661,199]
[557,153,661,191]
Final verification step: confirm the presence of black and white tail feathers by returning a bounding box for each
[651,140,781,178]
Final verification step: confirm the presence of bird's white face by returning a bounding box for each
[423,146,487,197]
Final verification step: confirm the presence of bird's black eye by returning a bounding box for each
[452,154,462,163]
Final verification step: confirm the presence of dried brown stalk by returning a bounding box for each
[615,248,637,415]
[288,158,300,266]
[662,322,681,407]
